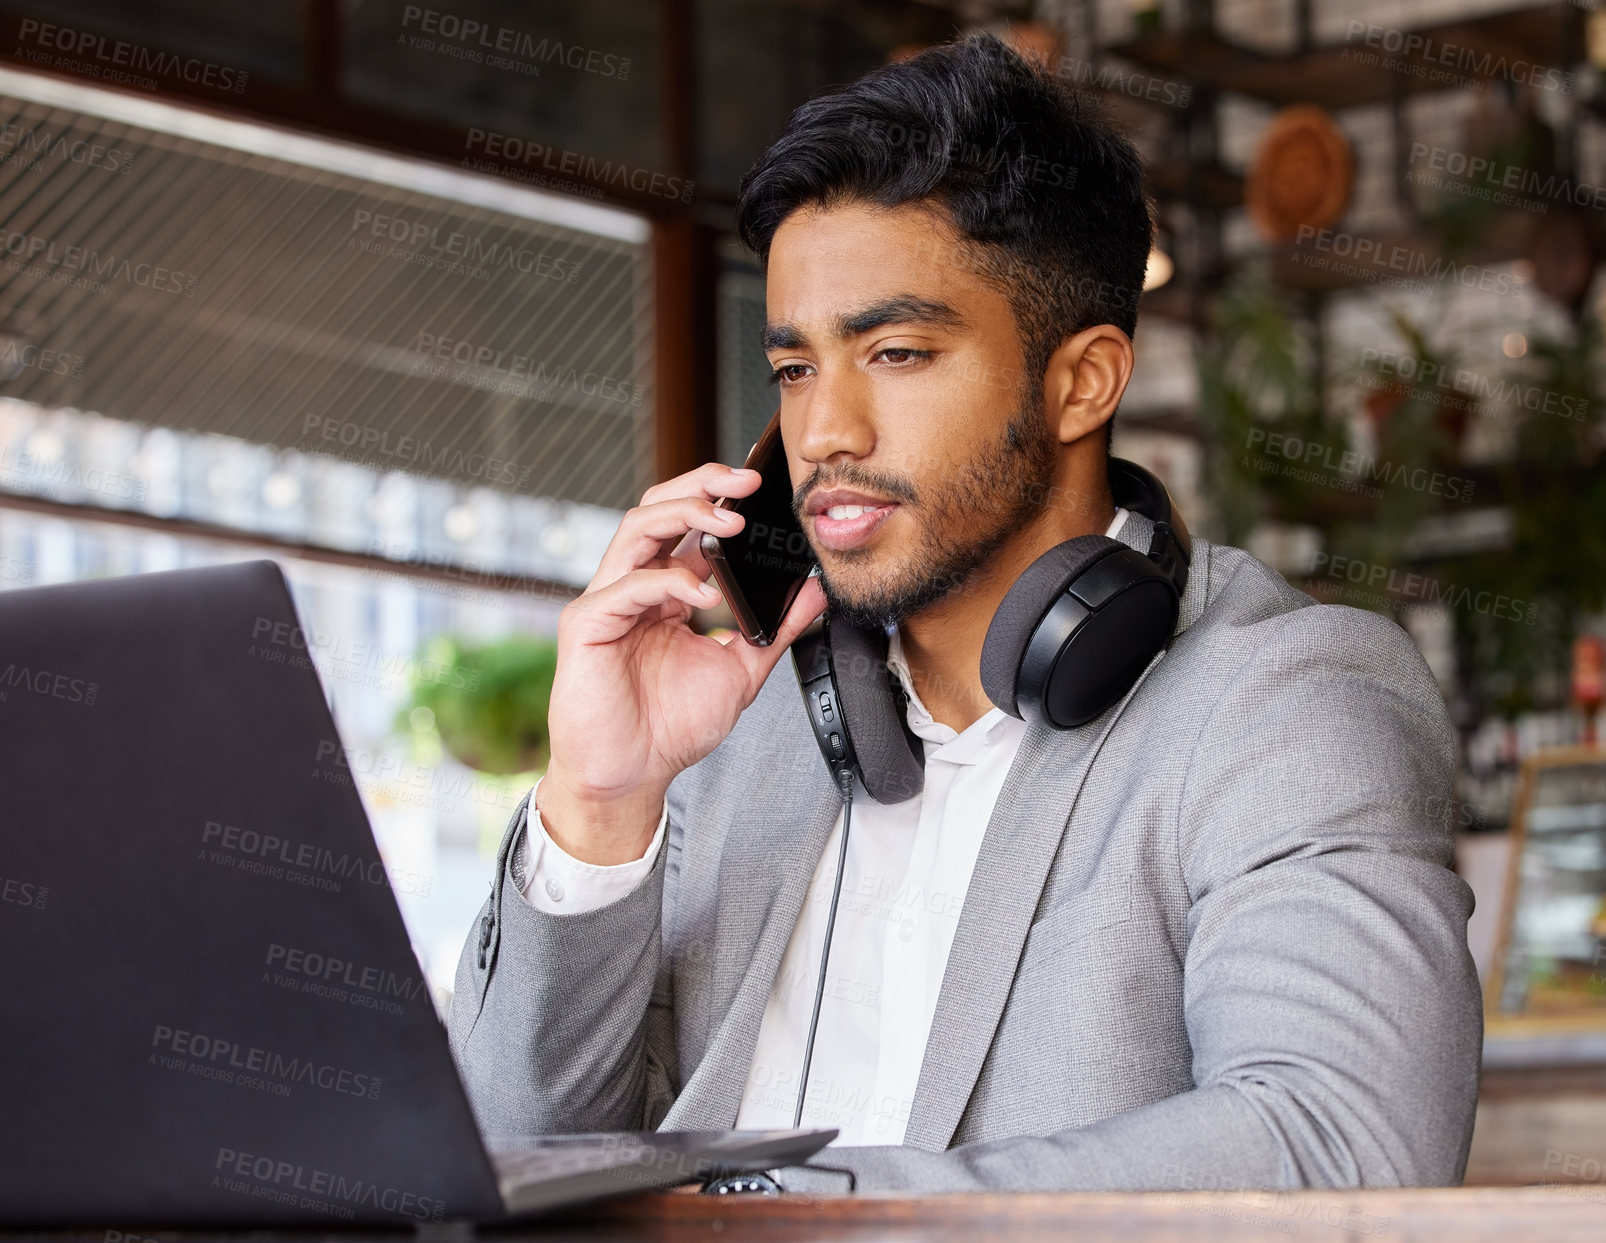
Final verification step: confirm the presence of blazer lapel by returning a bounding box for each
[660,766,842,1131]
[898,649,1167,1152]
[900,524,1211,1151]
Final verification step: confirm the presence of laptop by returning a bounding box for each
[0,560,834,1224]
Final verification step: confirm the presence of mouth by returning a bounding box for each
[811,502,899,552]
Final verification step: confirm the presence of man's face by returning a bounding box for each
[764,200,1058,632]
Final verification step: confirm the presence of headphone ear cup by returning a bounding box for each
[827,615,925,804]
[981,536,1122,720]
[984,535,1182,730]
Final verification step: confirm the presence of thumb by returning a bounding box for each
[732,575,828,688]
[776,574,828,647]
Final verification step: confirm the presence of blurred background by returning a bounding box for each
[1,0,1604,1189]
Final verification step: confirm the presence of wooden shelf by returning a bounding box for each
[1105,2,1584,111]
[1104,28,1251,90]
[1138,281,1212,325]
[1146,159,1244,209]
[1116,406,1205,438]
[1139,210,1538,332]
[1269,210,1537,294]
[1266,488,1383,528]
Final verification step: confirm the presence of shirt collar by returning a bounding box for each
[884,626,1015,753]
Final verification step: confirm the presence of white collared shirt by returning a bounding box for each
[520,509,1129,1144]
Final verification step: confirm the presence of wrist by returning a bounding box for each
[536,770,664,866]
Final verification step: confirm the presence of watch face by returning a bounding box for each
[702,1172,782,1195]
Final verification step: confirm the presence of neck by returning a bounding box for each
[899,453,1115,733]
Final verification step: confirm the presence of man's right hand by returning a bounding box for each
[538,462,827,865]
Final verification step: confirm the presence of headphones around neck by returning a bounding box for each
[790,456,1192,806]
[781,457,1191,1128]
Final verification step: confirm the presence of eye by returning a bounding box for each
[767,363,812,386]
[874,347,931,366]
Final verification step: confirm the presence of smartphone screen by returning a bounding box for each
[701,411,816,646]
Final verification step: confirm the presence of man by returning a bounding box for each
[449,34,1482,1193]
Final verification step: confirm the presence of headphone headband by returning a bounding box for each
[1108,457,1191,601]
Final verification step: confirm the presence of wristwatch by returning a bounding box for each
[699,1171,783,1195]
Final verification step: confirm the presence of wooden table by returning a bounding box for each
[565,1187,1605,1240]
[12,1187,1601,1242]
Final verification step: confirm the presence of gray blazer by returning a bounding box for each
[448,513,1483,1194]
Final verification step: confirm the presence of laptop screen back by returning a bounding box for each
[0,561,503,1224]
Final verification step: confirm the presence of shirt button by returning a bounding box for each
[544,877,565,902]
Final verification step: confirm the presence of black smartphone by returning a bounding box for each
[700,410,817,646]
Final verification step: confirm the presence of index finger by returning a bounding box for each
[592,462,759,589]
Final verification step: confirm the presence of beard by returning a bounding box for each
[805,387,1059,633]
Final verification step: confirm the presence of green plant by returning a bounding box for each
[1458,313,1606,713]
[1326,307,1468,570]
[1419,113,1551,260]
[1195,265,1605,719]
[1194,263,1326,548]
[399,634,558,775]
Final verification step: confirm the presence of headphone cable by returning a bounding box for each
[793,766,854,1129]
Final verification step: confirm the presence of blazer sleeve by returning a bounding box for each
[446,791,681,1136]
[773,604,1483,1193]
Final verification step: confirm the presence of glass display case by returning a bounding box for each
[1487,747,1606,1035]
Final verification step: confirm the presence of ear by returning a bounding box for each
[1041,325,1135,446]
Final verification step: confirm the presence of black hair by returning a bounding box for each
[736,33,1153,438]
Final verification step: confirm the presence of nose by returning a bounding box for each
[790,368,875,473]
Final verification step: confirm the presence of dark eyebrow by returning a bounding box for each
[761,295,967,353]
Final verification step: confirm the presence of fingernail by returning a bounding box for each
[699,583,719,599]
